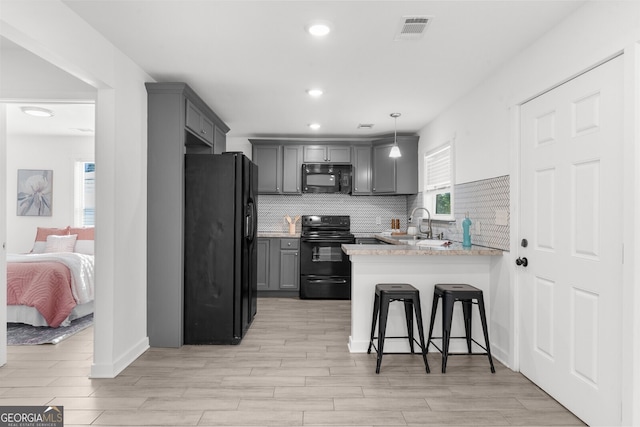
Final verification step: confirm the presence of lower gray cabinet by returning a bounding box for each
[257,237,300,296]
[257,238,270,290]
[279,238,299,290]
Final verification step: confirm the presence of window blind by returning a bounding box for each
[425,145,451,190]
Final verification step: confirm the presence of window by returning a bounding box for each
[423,143,454,220]
[75,161,95,226]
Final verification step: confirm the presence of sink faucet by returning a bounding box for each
[408,207,433,239]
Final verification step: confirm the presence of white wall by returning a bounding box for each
[415,1,640,423]
[5,135,94,253]
[1,0,152,377]
[226,136,253,158]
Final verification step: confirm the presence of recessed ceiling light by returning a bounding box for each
[308,123,321,130]
[307,89,323,97]
[21,106,54,117]
[306,21,331,37]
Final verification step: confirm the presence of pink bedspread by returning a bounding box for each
[7,261,77,328]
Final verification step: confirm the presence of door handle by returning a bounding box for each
[516,257,528,267]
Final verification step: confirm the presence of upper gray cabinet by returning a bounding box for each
[250,137,417,196]
[303,145,351,163]
[185,99,215,146]
[253,144,282,193]
[251,141,302,194]
[145,82,229,348]
[282,145,303,193]
[372,136,419,195]
[352,145,372,195]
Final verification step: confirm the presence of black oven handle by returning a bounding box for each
[306,278,348,284]
[301,238,354,244]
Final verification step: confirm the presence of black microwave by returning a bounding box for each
[302,164,352,194]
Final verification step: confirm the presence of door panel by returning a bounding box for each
[519,55,623,426]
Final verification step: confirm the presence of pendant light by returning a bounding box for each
[389,113,402,158]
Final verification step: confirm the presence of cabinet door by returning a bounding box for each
[352,145,372,194]
[253,145,282,194]
[279,250,299,290]
[200,115,215,146]
[394,137,418,194]
[257,238,270,290]
[303,146,327,162]
[282,145,302,193]
[185,100,202,134]
[185,100,214,145]
[327,146,351,163]
[372,143,396,194]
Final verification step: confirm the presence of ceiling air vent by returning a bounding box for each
[357,123,374,129]
[395,16,432,41]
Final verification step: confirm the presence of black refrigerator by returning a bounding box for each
[184,152,258,344]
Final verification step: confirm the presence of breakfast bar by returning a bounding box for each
[342,235,503,354]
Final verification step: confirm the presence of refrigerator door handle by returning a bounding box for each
[245,200,256,242]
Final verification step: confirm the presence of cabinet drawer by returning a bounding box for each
[280,239,299,249]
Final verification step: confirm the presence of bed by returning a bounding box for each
[7,226,95,328]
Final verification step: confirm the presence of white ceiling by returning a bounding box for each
[8,1,586,139]
[5,102,95,138]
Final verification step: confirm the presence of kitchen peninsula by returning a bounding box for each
[342,235,503,354]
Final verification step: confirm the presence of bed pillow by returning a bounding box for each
[44,234,78,253]
[70,227,95,255]
[31,226,70,253]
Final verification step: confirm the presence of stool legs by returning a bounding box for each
[412,294,430,373]
[477,294,496,373]
[404,300,415,353]
[426,293,439,353]
[441,293,455,373]
[427,285,496,374]
[368,294,380,355]
[462,300,473,353]
[368,286,430,375]
[375,296,391,374]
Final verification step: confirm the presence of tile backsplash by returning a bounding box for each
[257,194,408,234]
[408,175,510,251]
[258,174,509,251]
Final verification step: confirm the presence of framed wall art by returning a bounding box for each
[17,169,53,216]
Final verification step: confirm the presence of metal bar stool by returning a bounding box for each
[426,283,495,373]
[368,283,430,374]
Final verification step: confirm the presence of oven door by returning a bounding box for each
[299,238,352,277]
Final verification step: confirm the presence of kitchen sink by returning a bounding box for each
[399,238,450,247]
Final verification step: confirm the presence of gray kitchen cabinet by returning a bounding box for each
[352,145,372,195]
[372,136,419,195]
[282,145,303,193]
[253,144,282,194]
[303,145,351,163]
[252,143,302,194]
[257,238,270,291]
[257,237,300,296]
[279,238,299,290]
[145,82,229,347]
[185,99,215,146]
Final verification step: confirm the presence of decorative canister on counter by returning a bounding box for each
[285,214,300,235]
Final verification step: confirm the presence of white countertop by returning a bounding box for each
[343,234,502,256]
[257,232,300,238]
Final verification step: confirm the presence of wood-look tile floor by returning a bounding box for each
[1,298,586,426]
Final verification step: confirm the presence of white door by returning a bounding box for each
[519,55,624,426]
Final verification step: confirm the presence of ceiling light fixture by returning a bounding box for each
[389,113,402,158]
[306,21,331,37]
[307,88,323,97]
[21,106,54,118]
[309,123,321,130]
